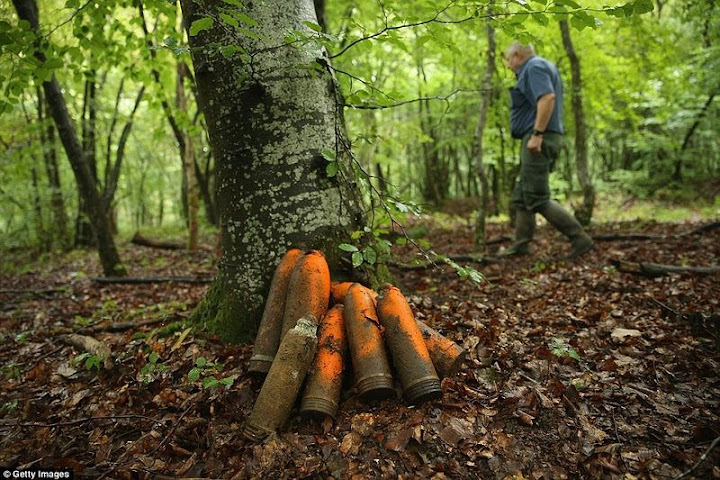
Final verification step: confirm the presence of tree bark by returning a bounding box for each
[313,0,326,32]
[103,86,145,211]
[176,63,199,252]
[472,21,496,252]
[560,20,595,226]
[31,166,48,250]
[180,0,367,342]
[417,57,449,206]
[12,0,126,276]
[674,91,717,181]
[37,88,70,250]
[75,74,98,247]
[195,145,218,226]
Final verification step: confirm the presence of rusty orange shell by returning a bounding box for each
[249,248,304,375]
[377,284,441,404]
[280,250,331,341]
[331,281,378,305]
[416,319,466,378]
[344,283,394,400]
[300,304,347,418]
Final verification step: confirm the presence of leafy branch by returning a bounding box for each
[343,88,490,110]
[329,1,474,59]
[328,0,654,59]
[45,0,94,38]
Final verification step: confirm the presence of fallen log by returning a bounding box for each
[611,259,720,277]
[131,232,184,250]
[594,233,667,241]
[59,333,114,370]
[686,221,720,235]
[595,221,720,242]
[92,276,212,284]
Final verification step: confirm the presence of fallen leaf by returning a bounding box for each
[438,416,475,446]
[610,328,642,342]
[340,432,362,455]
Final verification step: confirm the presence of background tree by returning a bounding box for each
[472,20,496,251]
[560,19,594,226]
[11,0,126,276]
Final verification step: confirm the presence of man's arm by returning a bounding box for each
[527,92,555,153]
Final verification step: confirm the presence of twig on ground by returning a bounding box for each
[91,276,212,284]
[672,435,720,480]
[0,414,168,429]
[610,259,720,277]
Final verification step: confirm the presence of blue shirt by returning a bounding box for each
[509,56,564,139]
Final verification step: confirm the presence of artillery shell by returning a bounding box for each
[377,285,442,404]
[344,283,395,401]
[243,314,318,441]
[249,248,304,375]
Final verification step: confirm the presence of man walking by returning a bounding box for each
[502,41,594,259]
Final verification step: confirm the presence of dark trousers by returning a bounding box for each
[510,132,563,212]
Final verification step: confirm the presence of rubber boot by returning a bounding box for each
[500,208,536,256]
[537,200,594,259]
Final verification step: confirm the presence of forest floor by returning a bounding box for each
[1,217,719,480]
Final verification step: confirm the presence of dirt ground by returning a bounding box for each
[1,218,718,479]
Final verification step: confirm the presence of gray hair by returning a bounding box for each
[506,41,535,59]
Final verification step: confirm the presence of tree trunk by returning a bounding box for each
[13,0,126,276]
[177,62,199,251]
[416,56,449,206]
[37,88,70,250]
[313,0,326,32]
[674,91,716,181]
[472,21,496,252]
[181,0,367,342]
[195,145,218,226]
[560,20,595,226]
[103,85,145,211]
[31,166,49,250]
[75,74,98,247]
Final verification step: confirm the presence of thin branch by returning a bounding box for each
[91,276,212,284]
[344,89,488,110]
[329,4,634,60]
[138,0,186,151]
[104,74,126,187]
[329,66,392,98]
[102,85,146,209]
[672,436,720,480]
[0,415,168,429]
[330,1,471,59]
[45,0,93,37]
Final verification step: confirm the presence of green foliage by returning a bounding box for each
[1,362,21,381]
[533,260,547,273]
[187,356,234,390]
[441,256,485,284]
[0,400,19,416]
[72,352,103,372]
[139,351,168,383]
[14,332,29,344]
[189,17,214,36]
[549,338,582,361]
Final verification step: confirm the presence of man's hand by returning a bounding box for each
[527,134,543,153]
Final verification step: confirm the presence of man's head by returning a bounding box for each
[505,41,534,73]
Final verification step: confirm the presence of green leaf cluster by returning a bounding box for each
[187,356,234,390]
